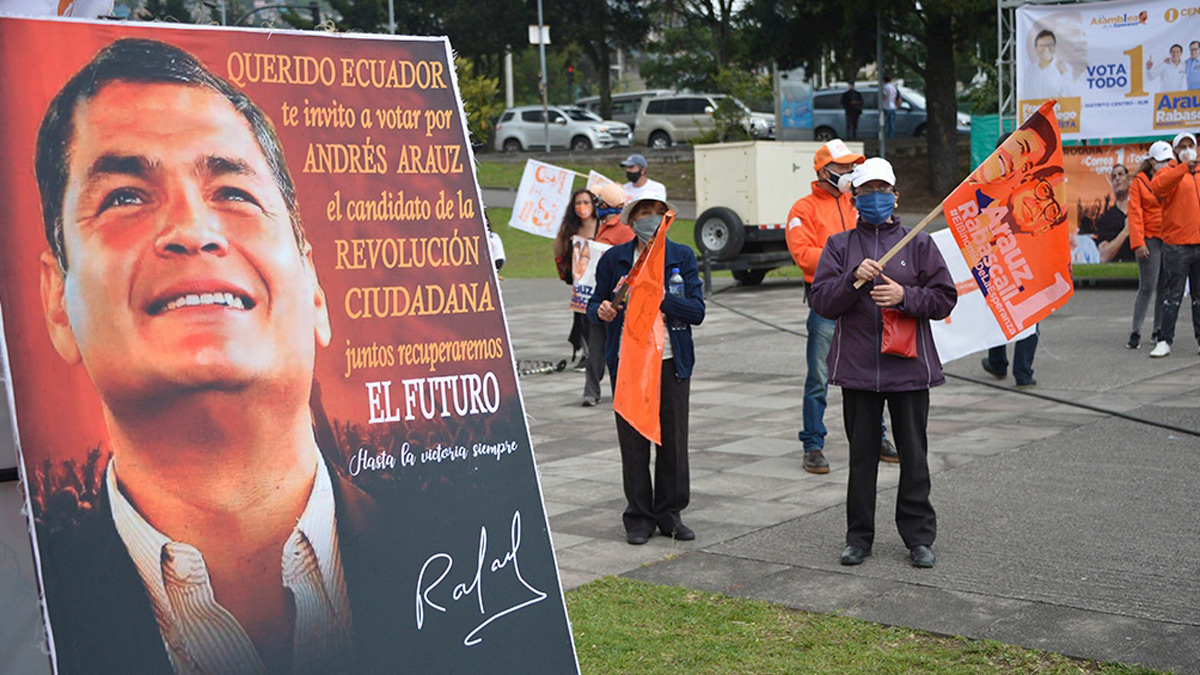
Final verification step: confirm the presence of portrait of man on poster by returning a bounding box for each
[32,37,400,674]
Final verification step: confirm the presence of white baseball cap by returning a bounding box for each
[619,189,678,224]
[841,157,896,192]
[1172,132,1196,149]
[1148,141,1174,162]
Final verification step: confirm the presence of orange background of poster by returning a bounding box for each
[0,19,511,471]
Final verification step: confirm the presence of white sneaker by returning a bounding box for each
[1149,341,1171,358]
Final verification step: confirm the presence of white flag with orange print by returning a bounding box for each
[508,159,573,238]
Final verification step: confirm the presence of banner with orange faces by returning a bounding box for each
[943,101,1074,339]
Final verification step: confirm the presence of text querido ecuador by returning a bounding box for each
[226,52,449,90]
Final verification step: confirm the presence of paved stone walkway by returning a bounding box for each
[503,277,1200,673]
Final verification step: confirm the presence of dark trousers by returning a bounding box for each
[846,112,861,140]
[613,359,690,536]
[583,319,607,399]
[843,388,935,550]
[1159,243,1200,345]
[986,327,1039,384]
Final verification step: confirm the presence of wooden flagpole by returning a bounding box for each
[852,200,946,289]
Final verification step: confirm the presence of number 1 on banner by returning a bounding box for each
[1123,45,1148,98]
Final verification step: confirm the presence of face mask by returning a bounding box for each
[855,191,896,225]
[575,203,593,219]
[632,214,661,243]
[597,205,621,218]
[625,171,643,183]
[825,170,847,190]
[1180,147,1198,162]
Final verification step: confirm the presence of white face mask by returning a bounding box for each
[1179,147,1198,163]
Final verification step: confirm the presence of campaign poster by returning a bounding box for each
[569,237,611,313]
[929,230,1037,363]
[1016,0,1200,140]
[508,159,573,239]
[0,17,577,674]
[943,103,1073,340]
[1063,142,1162,264]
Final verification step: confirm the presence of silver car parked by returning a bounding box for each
[493,105,632,152]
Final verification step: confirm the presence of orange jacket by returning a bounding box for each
[594,214,635,246]
[1128,172,1163,249]
[785,182,857,282]
[1150,160,1200,245]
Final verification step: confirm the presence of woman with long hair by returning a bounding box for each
[554,189,600,382]
[1126,141,1172,349]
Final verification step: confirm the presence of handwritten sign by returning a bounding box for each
[509,159,573,238]
[0,17,577,674]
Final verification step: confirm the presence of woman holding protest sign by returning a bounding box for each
[555,188,600,374]
[810,157,956,570]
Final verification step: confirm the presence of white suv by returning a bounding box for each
[633,94,771,148]
[493,105,632,152]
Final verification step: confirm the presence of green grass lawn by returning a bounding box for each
[566,577,1162,674]
[476,157,696,201]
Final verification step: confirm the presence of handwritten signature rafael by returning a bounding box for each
[415,510,549,646]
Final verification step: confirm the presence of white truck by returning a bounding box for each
[692,140,864,285]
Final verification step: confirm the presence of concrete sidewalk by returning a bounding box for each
[502,277,1200,673]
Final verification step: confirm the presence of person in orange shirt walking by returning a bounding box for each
[1148,132,1200,358]
[786,139,896,473]
[1126,140,1172,349]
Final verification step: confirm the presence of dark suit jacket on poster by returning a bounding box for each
[36,463,403,674]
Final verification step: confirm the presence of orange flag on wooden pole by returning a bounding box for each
[942,100,1072,339]
[613,217,675,446]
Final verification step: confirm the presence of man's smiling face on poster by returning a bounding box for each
[40,80,331,411]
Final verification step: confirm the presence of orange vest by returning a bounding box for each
[1128,172,1163,248]
[785,182,857,283]
[1150,161,1200,245]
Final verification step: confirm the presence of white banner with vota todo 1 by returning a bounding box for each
[1016,0,1200,140]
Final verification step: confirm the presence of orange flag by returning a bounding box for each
[613,218,674,446]
[942,100,1073,339]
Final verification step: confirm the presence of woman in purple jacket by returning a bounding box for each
[810,158,956,569]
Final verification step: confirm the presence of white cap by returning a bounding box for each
[1149,140,1174,162]
[1172,132,1196,149]
[844,157,897,191]
[619,188,678,224]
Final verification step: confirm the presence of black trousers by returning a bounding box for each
[613,359,690,536]
[842,387,935,550]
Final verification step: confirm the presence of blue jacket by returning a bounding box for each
[587,239,705,381]
[810,216,956,392]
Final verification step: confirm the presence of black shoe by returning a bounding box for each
[1015,378,1037,389]
[980,357,1005,379]
[626,531,651,545]
[1127,332,1140,349]
[803,450,830,474]
[662,523,695,541]
[880,437,899,463]
[910,545,936,568]
[840,545,871,565]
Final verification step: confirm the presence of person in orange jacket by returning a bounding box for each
[1126,140,1172,349]
[1148,132,1200,358]
[785,139,896,473]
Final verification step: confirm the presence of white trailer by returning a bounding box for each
[693,140,865,284]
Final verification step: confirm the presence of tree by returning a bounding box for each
[455,57,505,147]
[746,0,994,196]
[138,0,195,22]
[547,0,650,120]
